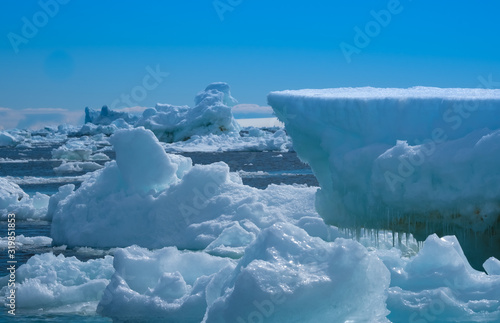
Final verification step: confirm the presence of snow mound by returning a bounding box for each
[0,253,113,314]
[269,86,500,268]
[51,127,325,251]
[0,177,49,220]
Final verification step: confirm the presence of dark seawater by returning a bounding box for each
[0,143,317,321]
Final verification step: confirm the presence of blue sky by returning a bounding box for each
[1,0,499,128]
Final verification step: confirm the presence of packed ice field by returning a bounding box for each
[1,83,500,322]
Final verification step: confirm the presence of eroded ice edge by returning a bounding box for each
[0,85,499,322]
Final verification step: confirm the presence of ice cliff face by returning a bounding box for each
[268,86,500,268]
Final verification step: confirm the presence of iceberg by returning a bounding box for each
[136,82,241,143]
[0,131,18,147]
[162,128,291,153]
[85,105,139,125]
[97,245,235,322]
[0,253,113,314]
[0,177,49,220]
[51,136,99,161]
[53,161,103,174]
[82,82,242,143]
[204,223,390,323]
[268,87,500,268]
[51,127,322,251]
[385,234,500,322]
[96,223,389,322]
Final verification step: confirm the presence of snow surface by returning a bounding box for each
[269,86,500,267]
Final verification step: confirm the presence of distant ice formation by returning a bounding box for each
[0,83,291,155]
[85,105,139,125]
[0,131,18,147]
[81,82,241,143]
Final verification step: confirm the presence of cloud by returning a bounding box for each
[231,104,274,115]
[0,107,83,130]
[116,106,149,114]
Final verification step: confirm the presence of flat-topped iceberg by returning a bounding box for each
[268,87,500,268]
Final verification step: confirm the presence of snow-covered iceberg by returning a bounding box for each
[268,87,500,268]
